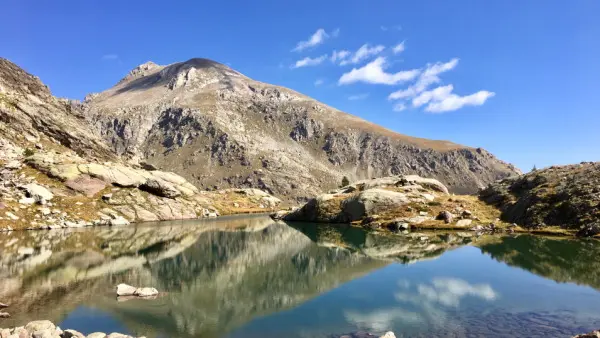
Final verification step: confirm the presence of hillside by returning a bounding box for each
[82,58,520,201]
[479,162,600,235]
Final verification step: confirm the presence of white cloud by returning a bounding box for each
[388,58,459,100]
[331,50,351,63]
[393,102,407,112]
[331,28,340,38]
[338,57,420,85]
[348,93,369,100]
[410,84,494,112]
[292,55,328,68]
[425,90,495,113]
[292,28,329,52]
[102,54,119,61]
[380,25,388,31]
[340,44,385,65]
[314,79,325,86]
[412,84,454,107]
[392,41,406,54]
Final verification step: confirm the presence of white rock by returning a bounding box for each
[19,197,36,205]
[116,284,137,296]
[40,208,51,215]
[22,183,54,203]
[379,332,396,338]
[5,212,19,220]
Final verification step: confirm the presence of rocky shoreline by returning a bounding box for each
[0,320,144,338]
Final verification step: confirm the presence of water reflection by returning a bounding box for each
[1,217,600,337]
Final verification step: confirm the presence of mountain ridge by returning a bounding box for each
[2,57,520,201]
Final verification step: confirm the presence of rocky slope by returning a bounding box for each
[82,58,519,201]
[0,58,280,231]
[479,162,600,236]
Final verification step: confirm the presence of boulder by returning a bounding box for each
[341,189,409,222]
[64,175,107,197]
[63,330,86,338]
[116,284,137,296]
[106,334,131,338]
[436,211,454,224]
[25,321,55,333]
[22,183,54,203]
[86,333,107,338]
[19,197,36,205]
[0,312,9,318]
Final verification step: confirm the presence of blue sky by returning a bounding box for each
[2,0,599,172]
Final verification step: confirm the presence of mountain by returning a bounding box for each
[0,58,280,231]
[82,58,520,201]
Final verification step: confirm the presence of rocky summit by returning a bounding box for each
[81,58,519,201]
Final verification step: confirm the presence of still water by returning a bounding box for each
[1,215,600,337]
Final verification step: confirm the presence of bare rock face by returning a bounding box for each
[81,58,520,201]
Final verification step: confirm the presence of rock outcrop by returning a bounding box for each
[80,58,519,201]
[479,162,600,236]
[278,175,505,232]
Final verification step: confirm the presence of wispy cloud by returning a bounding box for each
[387,58,493,113]
[392,41,406,54]
[331,50,351,63]
[348,93,369,100]
[102,54,119,61]
[388,58,459,100]
[292,28,337,52]
[314,79,325,86]
[422,87,495,113]
[338,57,420,85]
[292,55,328,68]
[340,44,386,66]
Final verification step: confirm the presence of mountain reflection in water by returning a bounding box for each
[1,215,600,337]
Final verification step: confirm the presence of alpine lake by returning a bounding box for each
[2,214,600,338]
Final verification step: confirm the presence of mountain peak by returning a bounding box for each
[118,61,163,84]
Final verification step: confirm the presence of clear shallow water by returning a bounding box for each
[1,215,600,337]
